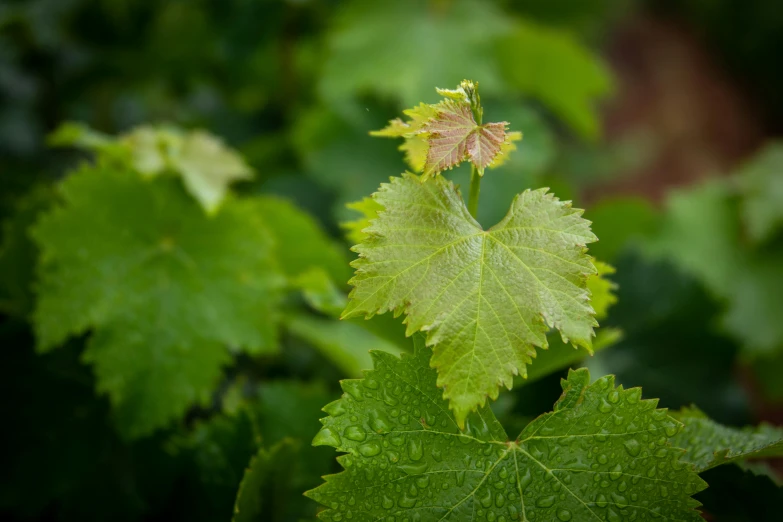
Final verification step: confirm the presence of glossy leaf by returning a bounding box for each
[307,337,706,521]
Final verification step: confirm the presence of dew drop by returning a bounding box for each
[358,442,381,457]
[313,427,341,447]
[344,426,367,442]
[495,493,506,507]
[323,400,347,417]
[382,496,394,509]
[557,509,572,521]
[408,439,424,461]
[536,496,556,508]
[623,439,641,457]
[342,381,364,402]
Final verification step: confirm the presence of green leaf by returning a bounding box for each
[372,86,520,177]
[670,406,783,472]
[588,261,618,321]
[585,197,658,261]
[32,165,282,437]
[232,440,298,522]
[0,185,52,317]
[255,195,350,285]
[285,314,404,377]
[342,197,385,245]
[737,142,783,244]
[496,20,613,139]
[319,0,512,107]
[344,174,597,424]
[292,267,347,317]
[306,337,706,521]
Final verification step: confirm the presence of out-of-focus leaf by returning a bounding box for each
[670,406,783,472]
[292,107,401,221]
[588,260,618,320]
[0,185,52,317]
[587,196,658,261]
[32,167,283,437]
[292,267,347,317]
[49,123,254,213]
[737,142,783,244]
[232,439,298,522]
[588,253,752,425]
[648,180,740,295]
[255,195,350,285]
[251,380,335,520]
[341,196,384,245]
[320,0,512,107]
[496,20,613,139]
[284,314,404,377]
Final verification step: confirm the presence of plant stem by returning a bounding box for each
[468,164,481,220]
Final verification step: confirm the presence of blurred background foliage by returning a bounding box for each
[1,0,783,520]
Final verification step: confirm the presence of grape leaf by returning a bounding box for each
[372,86,520,177]
[50,123,253,213]
[284,314,404,377]
[319,0,512,108]
[254,195,350,285]
[496,20,613,139]
[670,406,783,472]
[588,261,618,321]
[306,337,706,521]
[232,440,298,522]
[292,267,347,317]
[736,143,783,244]
[32,165,282,437]
[344,174,599,424]
[342,197,384,245]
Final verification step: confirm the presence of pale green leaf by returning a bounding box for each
[306,337,706,521]
[172,130,254,213]
[671,407,783,472]
[588,261,618,321]
[737,143,783,244]
[342,197,384,245]
[32,165,282,437]
[344,174,598,424]
[50,123,254,213]
[496,20,613,139]
[284,314,404,377]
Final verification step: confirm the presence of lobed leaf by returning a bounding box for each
[32,165,282,437]
[306,337,706,521]
[670,406,783,472]
[344,174,599,424]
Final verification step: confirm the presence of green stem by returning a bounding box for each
[468,164,481,220]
